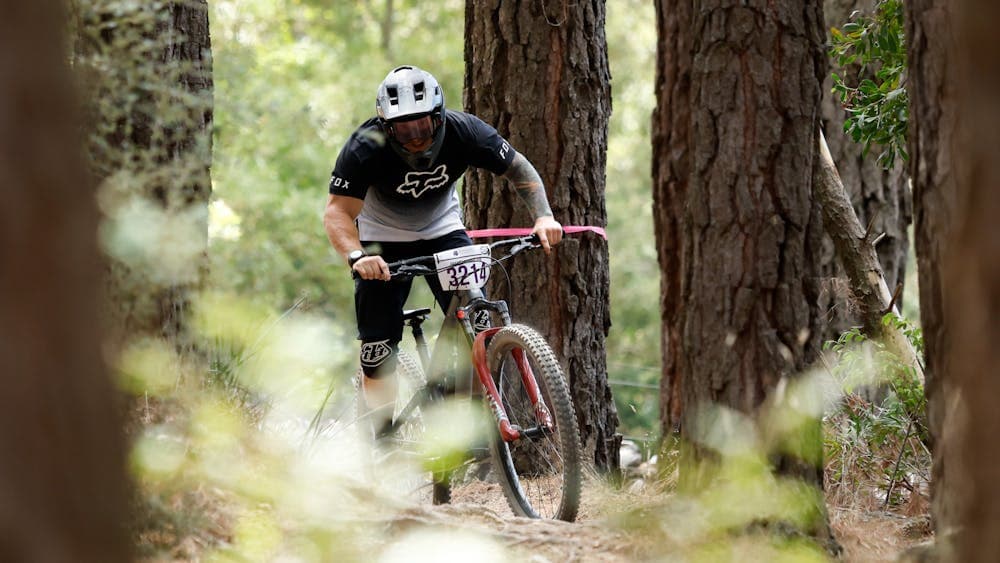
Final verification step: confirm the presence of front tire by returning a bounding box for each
[486,324,582,521]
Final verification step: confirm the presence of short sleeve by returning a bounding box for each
[328,140,370,199]
[458,114,517,175]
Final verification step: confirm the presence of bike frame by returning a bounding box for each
[388,276,553,444]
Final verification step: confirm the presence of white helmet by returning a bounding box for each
[376,65,446,170]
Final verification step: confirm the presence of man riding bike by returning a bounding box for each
[323,65,562,427]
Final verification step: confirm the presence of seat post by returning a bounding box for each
[403,308,433,369]
[409,320,431,369]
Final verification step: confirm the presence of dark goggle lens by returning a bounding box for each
[390,116,435,144]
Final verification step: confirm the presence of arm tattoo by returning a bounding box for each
[503,153,553,219]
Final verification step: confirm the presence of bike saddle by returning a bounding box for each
[402,307,432,322]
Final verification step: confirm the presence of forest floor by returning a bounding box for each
[401,476,934,562]
[136,470,933,562]
[132,399,933,561]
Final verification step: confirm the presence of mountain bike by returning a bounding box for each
[356,235,583,522]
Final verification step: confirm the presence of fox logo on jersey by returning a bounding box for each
[396,164,450,198]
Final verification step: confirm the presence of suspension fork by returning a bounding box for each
[471,328,516,440]
[471,328,554,443]
[513,347,554,431]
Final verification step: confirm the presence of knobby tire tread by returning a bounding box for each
[486,324,582,522]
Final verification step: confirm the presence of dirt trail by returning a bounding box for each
[377,480,931,563]
[389,502,635,562]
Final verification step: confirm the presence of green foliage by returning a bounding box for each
[208,0,464,324]
[209,0,663,438]
[613,377,837,559]
[822,315,930,511]
[123,291,368,559]
[830,0,908,168]
[822,313,925,418]
[605,0,661,442]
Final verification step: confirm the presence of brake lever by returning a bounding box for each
[504,237,541,258]
[393,264,433,280]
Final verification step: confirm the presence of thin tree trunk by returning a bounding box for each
[0,2,129,560]
[814,130,924,376]
[463,0,619,469]
[906,0,958,543]
[652,0,692,439]
[948,0,1000,559]
[381,0,394,55]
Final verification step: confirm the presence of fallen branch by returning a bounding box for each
[814,129,925,381]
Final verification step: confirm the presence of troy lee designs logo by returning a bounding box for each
[360,340,392,368]
[396,165,450,198]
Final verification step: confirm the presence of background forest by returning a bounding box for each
[5,0,1000,561]
[207,0,662,439]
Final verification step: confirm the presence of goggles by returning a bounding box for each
[388,115,437,145]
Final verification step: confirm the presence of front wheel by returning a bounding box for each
[486,324,582,521]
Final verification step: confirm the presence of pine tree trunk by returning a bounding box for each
[651,0,692,436]
[906,0,958,542]
[463,0,619,469]
[676,0,835,544]
[820,0,911,340]
[76,0,213,343]
[0,2,129,560]
[951,1,1000,558]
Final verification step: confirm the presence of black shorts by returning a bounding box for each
[354,229,474,362]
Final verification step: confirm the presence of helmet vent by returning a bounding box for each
[386,86,399,105]
[413,81,425,101]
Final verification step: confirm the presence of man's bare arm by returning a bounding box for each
[502,152,562,253]
[503,152,553,219]
[323,194,364,258]
[323,194,389,280]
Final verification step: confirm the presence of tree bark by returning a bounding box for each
[814,131,923,376]
[652,0,693,438]
[946,1,1000,559]
[820,0,911,340]
[676,0,835,545]
[76,0,213,344]
[905,0,958,542]
[463,0,619,469]
[0,2,129,561]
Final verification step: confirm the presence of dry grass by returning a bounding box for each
[823,391,933,561]
[129,379,934,562]
[132,452,933,562]
[830,506,933,562]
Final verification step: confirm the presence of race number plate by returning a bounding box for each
[434,244,491,290]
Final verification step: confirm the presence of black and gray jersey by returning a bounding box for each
[329,110,516,241]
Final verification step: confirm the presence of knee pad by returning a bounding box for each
[360,339,399,378]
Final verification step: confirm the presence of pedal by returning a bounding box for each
[468,445,491,461]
